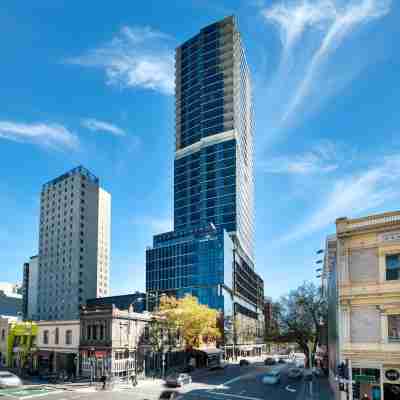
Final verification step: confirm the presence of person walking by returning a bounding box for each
[100,374,107,390]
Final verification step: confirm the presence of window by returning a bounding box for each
[54,327,59,345]
[1,329,5,341]
[388,315,400,342]
[386,254,400,280]
[65,330,72,345]
[43,330,49,345]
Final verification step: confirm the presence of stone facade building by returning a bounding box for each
[79,304,151,379]
[331,212,400,400]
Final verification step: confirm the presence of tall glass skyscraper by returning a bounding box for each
[146,16,264,350]
[174,16,254,261]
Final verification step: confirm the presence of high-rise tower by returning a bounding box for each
[174,16,254,261]
[37,166,111,321]
[146,17,264,350]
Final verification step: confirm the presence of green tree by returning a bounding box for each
[157,295,221,349]
[268,282,327,368]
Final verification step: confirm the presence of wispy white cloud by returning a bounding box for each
[68,26,174,95]
[283,0,392,122]
[260,0,392,139]
[81,118,126,136]
[133,216,172,234]
[261,141,339,174]
[280,155,400,241]
[262,0,334,55]
[0,120,79,150]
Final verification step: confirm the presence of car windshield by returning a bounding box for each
[0,373,15,378]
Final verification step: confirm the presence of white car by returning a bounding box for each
[262,370,281,385]
[0,371,22,388]
[165,373,192,387]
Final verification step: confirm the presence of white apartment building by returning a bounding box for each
[37,166,111,321]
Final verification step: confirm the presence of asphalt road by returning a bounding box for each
[0,361,316,400]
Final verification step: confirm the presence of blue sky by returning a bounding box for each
[1,0,399,299]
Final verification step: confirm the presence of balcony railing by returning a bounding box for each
[337,211,400,233]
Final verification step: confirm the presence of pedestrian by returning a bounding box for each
[100,374,107,390]
[130,374,137,386]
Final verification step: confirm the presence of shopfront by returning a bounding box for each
[351,367,381,400]
[383,367,400,400]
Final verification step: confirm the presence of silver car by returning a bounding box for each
[0,371,22,388]
[165,373,192,387]
[262,370,281,385]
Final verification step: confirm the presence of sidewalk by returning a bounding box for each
[304,377,333,400]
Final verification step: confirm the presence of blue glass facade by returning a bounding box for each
[146,17,264,345]
[146,225,233,312]
[176,22,234,148]
[175,16,254,260]
[174,139,236,234]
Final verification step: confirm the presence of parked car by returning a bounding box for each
[159,390,183,400]
[304,369,313,381]
[262,370,281,385]
[278,357,287,364]
[239,359,250,366]
[0,371,23,388]
[165,373,192,387]
[288,368,303,380]
[264,358,276,366]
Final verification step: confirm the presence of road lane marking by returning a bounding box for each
[286,385,297,393]
[224,376,243,385]
[207,391,263,400]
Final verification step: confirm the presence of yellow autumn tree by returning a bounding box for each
[158,294,221,349]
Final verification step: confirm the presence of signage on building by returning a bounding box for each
[95,351,106,358]
[385,369,400,382]
[354,375,378,384]
[378,231,400,242]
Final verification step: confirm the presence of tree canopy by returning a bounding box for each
[156,294,221,349]
[268,282,327,367]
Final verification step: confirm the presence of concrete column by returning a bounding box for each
[343,248,350,284]
[378,249,386,284]
[380,314,388,344]
[75,353,80,377]
[341,306,351,343]
[348,359,353,400]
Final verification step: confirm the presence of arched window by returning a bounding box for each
[54,328,59,345]
[1,329,5,341]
